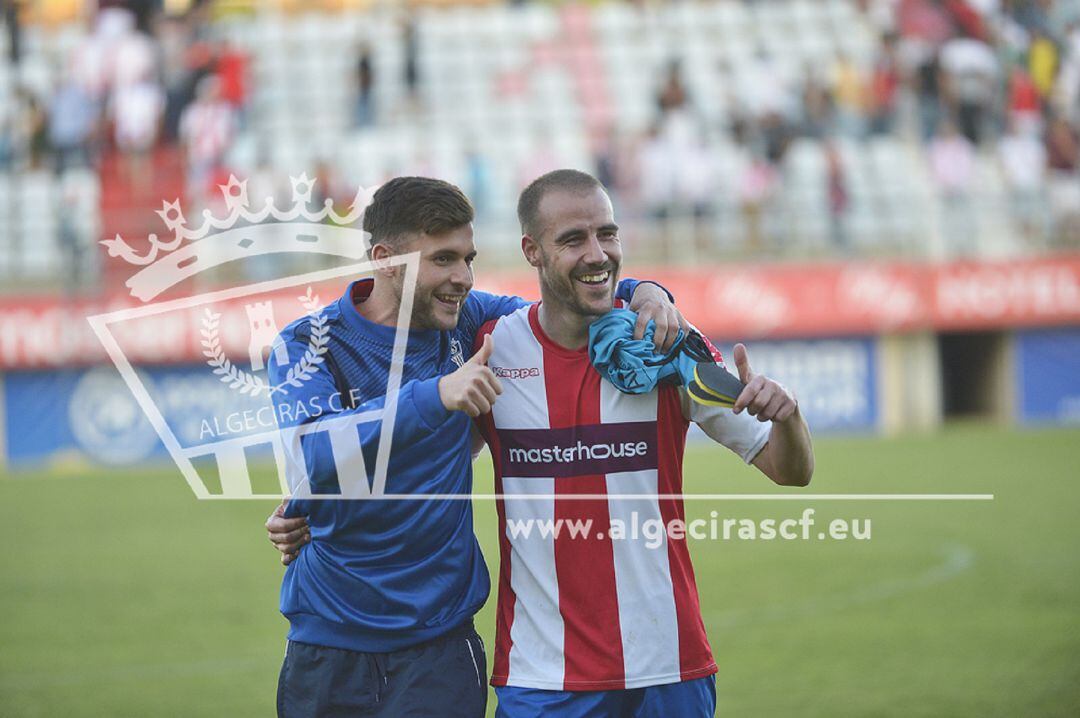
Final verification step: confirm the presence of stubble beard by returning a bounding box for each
[538,260,619,321]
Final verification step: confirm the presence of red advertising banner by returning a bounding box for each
[480,253,1080,339]
[932,258,1080,329]
[0,281,347,370]
[1,254,1078,369]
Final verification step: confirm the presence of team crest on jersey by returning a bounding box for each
[450,338,466,368]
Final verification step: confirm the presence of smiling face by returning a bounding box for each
[522,186,622,319]
[385,225,476,331]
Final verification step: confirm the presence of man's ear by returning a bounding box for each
[370,243,397,277]
[521,234,542,268]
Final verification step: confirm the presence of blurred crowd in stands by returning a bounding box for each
[0,0,1078,285]
[0,1,245,202]
[614,0,1080,251]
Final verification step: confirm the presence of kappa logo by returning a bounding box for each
[491,366,541,379]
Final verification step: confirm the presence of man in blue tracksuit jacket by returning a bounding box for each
[266,177,678,717]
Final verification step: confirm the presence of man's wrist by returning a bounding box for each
[776,398,801,426]
[634,280,674,304]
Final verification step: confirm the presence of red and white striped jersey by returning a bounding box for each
[474,304,771,691]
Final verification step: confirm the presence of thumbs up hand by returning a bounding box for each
[472,333,494,366]
[438,334,504,417]
[731,343,798,423]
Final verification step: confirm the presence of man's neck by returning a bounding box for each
[537,296,594,351]
[354,278,400,328]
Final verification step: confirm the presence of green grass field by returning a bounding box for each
[3,424,1079,717]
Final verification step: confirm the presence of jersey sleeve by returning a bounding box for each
[679,332,769,464]
[680,388,771,464]
[457,290,530,360]
[268,320,451,509]
[460,290,530,340]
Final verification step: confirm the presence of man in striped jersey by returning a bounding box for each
[473,170,814,717]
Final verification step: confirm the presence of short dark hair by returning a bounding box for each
[517,169,603,238]
[363,176,474,253]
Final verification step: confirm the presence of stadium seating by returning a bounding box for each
[212,2,1029,262]
[0,0,1050,280]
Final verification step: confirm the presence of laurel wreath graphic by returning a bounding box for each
[201,287,329,397]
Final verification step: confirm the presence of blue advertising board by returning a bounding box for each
[3,365,272,467]
[1015,327,1080,425]
[4,335,880,467]
[708,337,879,434]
